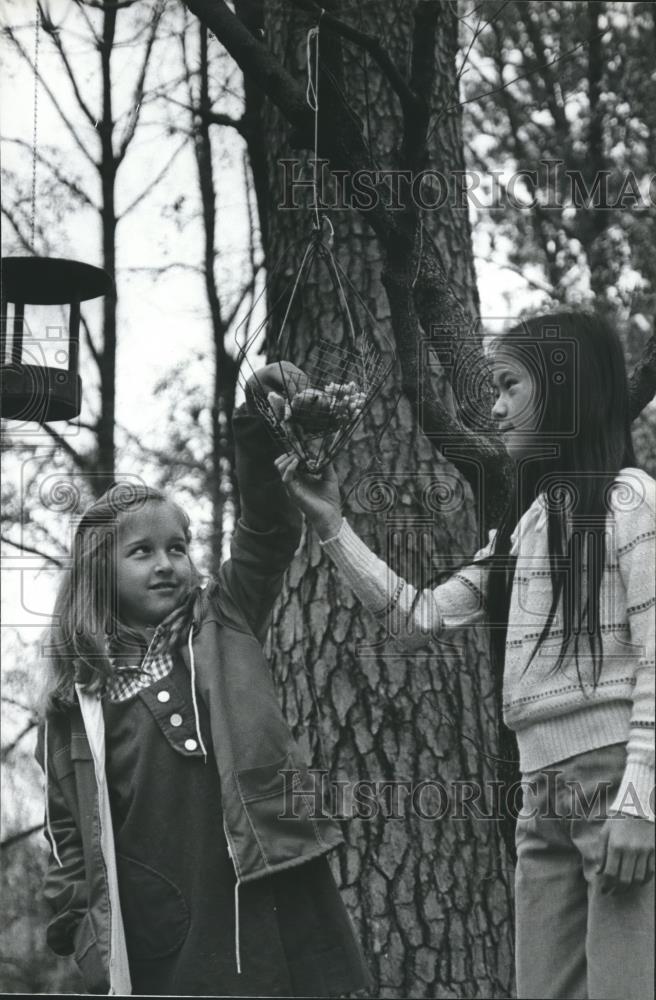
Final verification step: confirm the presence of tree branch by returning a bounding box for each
[222,264,263,333]
[118,136,188,217]
[0,534,64,568]
[0,825,43,851]
[207,110,248,134]
[1,204,36,254]
[183,0,309,127]
[451,25,611,114]
[401,1,438,170]
[36,424,90,470]
[183,0,397,245]
[4,28,98,170]
[80,313,102,371]
[382,252,512,527]
[1,721,38,763]
[288,0,424,122]
[39,1,97,126]
[3,137,99,210]
[115,0,166,163]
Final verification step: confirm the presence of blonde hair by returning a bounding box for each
[40,483,201,715]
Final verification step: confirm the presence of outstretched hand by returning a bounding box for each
[274,453,343,540]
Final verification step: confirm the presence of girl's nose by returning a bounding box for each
[491,395,505,421]
[154,552,174,574]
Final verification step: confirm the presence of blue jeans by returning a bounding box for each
[515,743,654,1000]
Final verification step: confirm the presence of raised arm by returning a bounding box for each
[215,363,304,643]
[275,454,492,650]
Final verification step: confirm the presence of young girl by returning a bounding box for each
[35,362,371,997]
[275,312,655,1000]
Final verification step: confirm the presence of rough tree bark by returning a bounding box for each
[184,1,516,996]
[181,0,656,995]
[262,6,513,997]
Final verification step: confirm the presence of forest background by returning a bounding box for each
[1,0,655,996]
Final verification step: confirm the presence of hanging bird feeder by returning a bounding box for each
[0,9,112,425]
[238,224,394,473]
[0,256,112,423]
[237,17,395,473]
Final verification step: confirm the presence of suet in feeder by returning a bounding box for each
[1,256,112,423]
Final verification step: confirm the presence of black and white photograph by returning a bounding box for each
[1,1,654,997]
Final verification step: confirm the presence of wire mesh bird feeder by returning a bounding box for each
[236,16,395,472]
[237,222,395,473]
[1,256,112,423]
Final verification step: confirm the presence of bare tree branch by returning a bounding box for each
[73,0,138,9]
[207,110,247,133]
[474,255,556,295]
[1,721,38,762]
[2,695,37,713]
[183,0,309,127]
[39,1,97,126]
[450,24,612,115]
[119,136,189,217]
[0,534,63,568]
[115,0,166,162]
[36,424,90,470]
[1,825,43,851]
[288,0,425,121]
[80,313,102,371]
[3,137,99,210]
[3,27,98,170]
[1,204,36,254]
[222,265,263,333]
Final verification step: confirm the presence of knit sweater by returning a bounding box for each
[320,467,655,821]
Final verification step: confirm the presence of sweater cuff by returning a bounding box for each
[610,759,655,822]
[319,517,399,616]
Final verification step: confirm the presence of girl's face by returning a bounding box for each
[116,501,194,631]
[491,351,542,459]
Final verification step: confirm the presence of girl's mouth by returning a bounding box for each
[149,582,178,592]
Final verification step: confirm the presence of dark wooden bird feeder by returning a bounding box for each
[1,256,112,423]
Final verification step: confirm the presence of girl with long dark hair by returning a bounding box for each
[276,312,655,1000]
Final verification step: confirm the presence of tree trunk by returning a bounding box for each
[96,3,118,494]
[194,22,240,569]
[260,3,514,996]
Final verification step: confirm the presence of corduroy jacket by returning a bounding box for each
[35,363,344,994]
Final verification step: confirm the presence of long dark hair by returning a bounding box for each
[41,483,202,715]
[477,311,637,859]
[485,311,636,686]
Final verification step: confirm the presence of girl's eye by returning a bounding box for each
[131,545,149,555]
[171,544,187,554]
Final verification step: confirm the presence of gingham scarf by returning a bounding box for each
[105,591,197,703]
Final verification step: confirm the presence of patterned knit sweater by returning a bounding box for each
[320,467,655,820]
